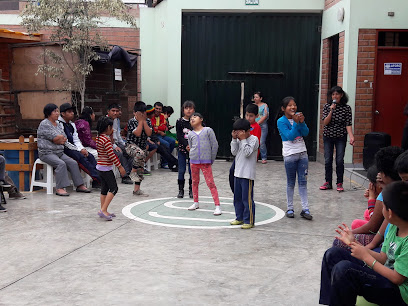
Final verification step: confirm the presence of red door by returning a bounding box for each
[374,48,408,146]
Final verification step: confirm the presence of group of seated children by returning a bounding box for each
[319,146,408,305]
[104,102,178,186]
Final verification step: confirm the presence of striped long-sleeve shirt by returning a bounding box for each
[96,134,121,169]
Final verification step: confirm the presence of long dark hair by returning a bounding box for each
[96,116,113,136]
[79,106,94,126]
[274,96,295,133]
[328,86,349,104]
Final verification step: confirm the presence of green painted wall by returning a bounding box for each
[140,0,324,118]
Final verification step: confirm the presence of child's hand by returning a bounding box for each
[186,145,190,152]
[368,182,377,200]
[231,131,238,139]
[335,223,355,246]
[237,130,245,140]
[293,114,300,123]
[364,188,369,199]
[350,242,369,261]
[135,111,144,122]
[297,112,305,123]
[119,166,126,177]
[376,173,385,189]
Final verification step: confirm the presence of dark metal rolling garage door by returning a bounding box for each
[181,12,322,160]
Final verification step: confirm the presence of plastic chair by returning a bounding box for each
[30,159,55,194]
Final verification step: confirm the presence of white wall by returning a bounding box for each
[319,0,408,163]
[140,0,325,118]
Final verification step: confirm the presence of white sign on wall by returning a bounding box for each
[114,68,122,81]
[245,0,259,5]
[384,63,402,75]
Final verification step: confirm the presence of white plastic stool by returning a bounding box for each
[146,158,151,172]
[113,165,121,178]
[30,159,55,194]
[80,170,92,189]
[151,152,160,170]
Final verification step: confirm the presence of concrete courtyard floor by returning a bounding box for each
[0,160,367,306]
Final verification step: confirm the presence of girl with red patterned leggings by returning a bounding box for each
[187,113,222,216]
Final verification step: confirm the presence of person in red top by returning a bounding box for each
[229,104,261,192]
[154,102,176,167]
[96,116,126,221]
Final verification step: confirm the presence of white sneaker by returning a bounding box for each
[188,203,199,210]
[213,206,222,215]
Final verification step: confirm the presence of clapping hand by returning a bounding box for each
[335,223,355,246]
[297,112,305,123]
[350,242,368,261]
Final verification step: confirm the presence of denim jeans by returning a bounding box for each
[157,135,176,153]
[319,247,405,306]
[259,123,268,161]
[178,150,191,181]
[283,151,309,211]
[323,135,347,185]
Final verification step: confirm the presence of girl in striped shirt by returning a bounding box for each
[96,117,126,221]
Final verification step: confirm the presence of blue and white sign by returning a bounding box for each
[384,63,402,75]
[245,0,259,5]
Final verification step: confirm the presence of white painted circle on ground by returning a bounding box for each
[122,196,285,229]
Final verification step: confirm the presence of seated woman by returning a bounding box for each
[75,106,98,159]
[37,103,91,196]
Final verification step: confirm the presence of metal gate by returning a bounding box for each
[181,12,322,160]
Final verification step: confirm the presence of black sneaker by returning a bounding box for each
[144,169,151,176]
[0,204,7,212]
[300,210,313,220]
[286,210,294,218]
[121,176,133,185]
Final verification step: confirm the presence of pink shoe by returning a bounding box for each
[337,183,344,192]
[319,182,332,190]
[261,160,267,164]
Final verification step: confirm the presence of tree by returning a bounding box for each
[21,0,138,111]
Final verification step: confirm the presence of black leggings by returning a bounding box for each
[98,170,118,196]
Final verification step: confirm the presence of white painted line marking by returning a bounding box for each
[149,211,232,222]
[122,196,285,229]
[163,200,235,215]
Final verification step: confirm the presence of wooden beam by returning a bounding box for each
[0,32,41,42]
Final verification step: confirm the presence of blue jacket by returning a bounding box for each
[277,116,309,141]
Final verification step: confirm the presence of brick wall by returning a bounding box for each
[0,44,17,135]
[319,31,345,155]
[325,0,342,10]
[353,29,376,163]
[0,6,141,120]
[319,38,330,154]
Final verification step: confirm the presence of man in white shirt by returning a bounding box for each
[58,103,101,188]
